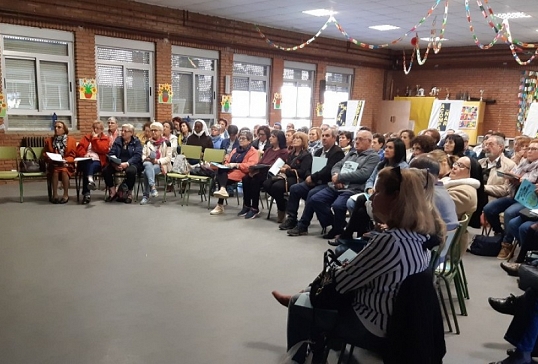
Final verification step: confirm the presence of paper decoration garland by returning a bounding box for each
[158,84,173,104]
[221,95,232,113]
[79,78,97,100]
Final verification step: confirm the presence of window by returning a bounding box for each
[232,55,270,130]
[324,66,353,125]
[96,37,154,129]
[172,46,217,127]
[1,25,75,131]
[281,61,315,130]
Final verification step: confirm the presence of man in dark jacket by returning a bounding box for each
[279,128,344,229]
[287,130,379,237]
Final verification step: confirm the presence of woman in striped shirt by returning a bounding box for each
[273,167,445,363]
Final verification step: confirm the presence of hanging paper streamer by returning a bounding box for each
[79,78,97,100]
[273,93,282,110]
[221,95,232,113]
[0,93,6,118]
[158,84,173,104]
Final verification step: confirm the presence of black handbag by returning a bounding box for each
[468,234,502,256]
[19,147,44,173]
[309,249,353,310]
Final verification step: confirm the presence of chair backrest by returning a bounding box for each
[385,270,446,364]
[181,145,203,161]
[0,146,18,160]
[437,214,469,276]
[437,228,458,264]
[203,148,225,163]
[19,146,45,160]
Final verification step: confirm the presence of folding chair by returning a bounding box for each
[18,147,49,203]
[168,145,202,205]
[0,147,21,200]
[191,147,225,208]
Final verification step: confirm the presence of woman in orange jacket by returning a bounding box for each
[210,130,259,215]
[44,121,77,204]
[76,120,110,204]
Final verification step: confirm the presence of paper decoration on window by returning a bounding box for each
[316,103,323,117]
[79,78,97,100]
[221,95,232,113]
[158,84,173,104]
[273,93,282,110]
[0,94,6,117]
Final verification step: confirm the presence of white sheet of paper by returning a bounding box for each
[46,152,64,162]
[269,158,285,176]
[311,156,327,174]
[294,292,313,308]
[210,162,230,169]
[74,157,92,162]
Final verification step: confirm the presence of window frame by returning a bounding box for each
[281,61,315,129]
[323,66,354,125]
[0,24,75,131]
[95,36,154,126]
[232,54,271,129]
[171,46,218,125]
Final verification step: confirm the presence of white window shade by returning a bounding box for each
[40,61,70,110]
[98,65,124,113]
[232,60,270,126]
[172,72,193,114]
[5,58,37,110]
[126,68,149,113]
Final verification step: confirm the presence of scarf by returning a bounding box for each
[308,140,322,154]
[53,135,68,157]
[514,158,538,178]
[230,145,251,164]
[151,137,166,160]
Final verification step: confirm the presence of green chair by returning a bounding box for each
[435,214,469,335]
[0,147,20,199]
[457,214,472,300]
[189,147,224,208]
[18,147,49,203]
[166,145,203,205]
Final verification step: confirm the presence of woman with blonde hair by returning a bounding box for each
[428,149,454,179]
[263,131,312,222]
[272,166,445,363]
[307,127,322,155]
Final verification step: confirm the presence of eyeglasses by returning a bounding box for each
[121,129,132,133]
[258,133,266,137]
[54,126,63,129]
[238,137,248,141]
[108,122,116,125]
[453,162,470,169]
[151,129,160,132]
[528,147,538,151]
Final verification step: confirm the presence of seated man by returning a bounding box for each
[279,128,345,230]
[287,130,379,237]
[479,135,516,202]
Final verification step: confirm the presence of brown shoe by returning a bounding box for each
[277,210,286,223]
[497,242,512,260]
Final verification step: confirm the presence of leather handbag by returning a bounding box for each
[19,147,44,173]
[309,249,352,310]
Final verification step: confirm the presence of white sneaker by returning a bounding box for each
[150,187,159,198]
[210,204,224,215]
[213,187,229,199]
[140,196,149,205]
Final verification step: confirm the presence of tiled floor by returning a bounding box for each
[0,181,525,363]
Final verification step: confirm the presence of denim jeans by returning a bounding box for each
[286,182,325,220]
[302,187,353,233]
[483,197,523,243]
[79,159,101,195]
[143,161,161,196]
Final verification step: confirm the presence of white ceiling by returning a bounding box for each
[135,0,538,50]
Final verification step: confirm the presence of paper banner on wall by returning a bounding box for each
[459,105,479,129]
[79,78,97,100]
[523,102,538,138]
[273,93,282,110]
[336,100,365,132]
[158,84,173,104]
[316,103,323,117]
[221,94,232,113]
[0,93,6,117]
[427,100,464,137]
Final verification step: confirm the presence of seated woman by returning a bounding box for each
[411,134,436,159]
[338,131,353,155]
[102,123,143,203]
[239,130,288,219]
[76,120,110,204]
[285,129,295,150]
[272,167,445,364]
[399,129,415,163]
[484,139,538,260]
[44,121,77,204]
[307,127,322,155]
[177,118,192,147]
[186,119,213,152]
[428,149,453,179]
[444,133,465,158]
[341,138,408,240]
[263,132,312,221]
[140,122,173,205]
[209,124,223,150]
[210,131,259,215]
[162,120,178,156]
[252,125,271,153]
[136,121,152,145]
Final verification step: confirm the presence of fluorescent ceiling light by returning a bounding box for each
[302,9,337,17]
[495,12,531,19]
[369,25,400,31]
[420,37,449,42]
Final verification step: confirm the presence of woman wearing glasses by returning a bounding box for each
[44,121,77,204]
[272,167,445,364]
[252,125,271,153]
[210,131,259,215]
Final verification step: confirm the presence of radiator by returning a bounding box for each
[22,136,46,147]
